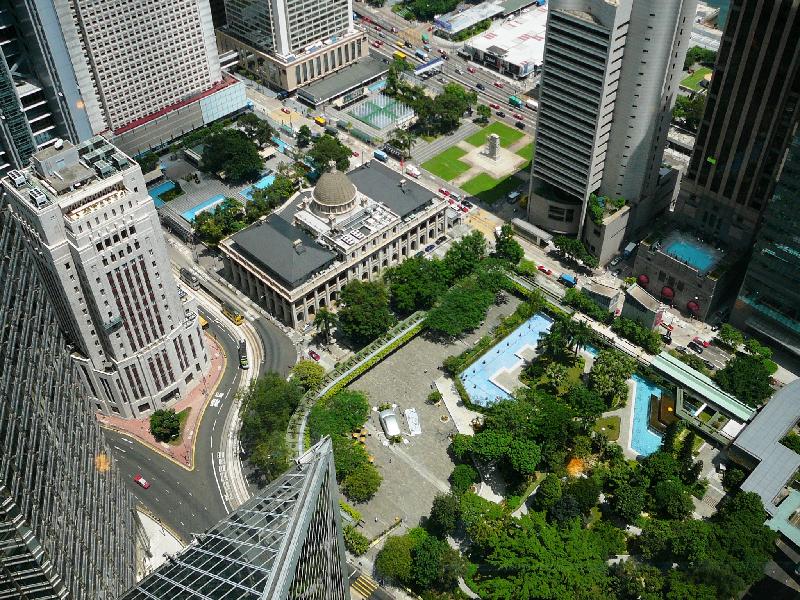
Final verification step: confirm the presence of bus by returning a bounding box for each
[179,267,200,289]
[415,49,427,60]
[238,340,249,369]
[221,302,244,326]
[525,98,539,111]
[199,315,209,330]
[393,50,407,61]
[509,95,524,108]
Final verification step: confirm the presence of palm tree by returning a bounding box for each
[571,320,595,356]
[538,330,566,360]
[389,128,417,159]
[314,308,337,345]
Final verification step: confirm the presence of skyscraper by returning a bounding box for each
[730,132,800,356]
[674,0,800,247]
[1,138,210,418]
[0,209,142,599]
[121,438,350,600]
[528,0,695,263]
[218,0,367,92]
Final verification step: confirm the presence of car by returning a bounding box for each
[537,265,552,275]
[702,359,715,370]
[436,236,447,244]
[493,81,504,88]
[676,346,689,354]
[372,41,381,48]
[462,200,473,208]
[468,66,477,73]
[513,113,523,120]
[379,409,401,438]
[425,244,436,252]
[438,187,450,197]
[378,32,384,38]
[612,269,621,277]
[308,349,321,361]
[496,110,506,117]
[427,26,433,31]
[476,83,485,90]
[454,68,463,75]
[405,41,413,48]
[437,77,445,83]
[133,474,150,489]
[609,256,622,267]
[460,205,469,213]
[392,26,398,33]
[281,107,291,114]
[692,337,711,348]
[375,24,381,31]
[688,341,704,354]
[414,250,425,258]
[515,121,525,129]
[489,102,500,109]
[352,150,359,157]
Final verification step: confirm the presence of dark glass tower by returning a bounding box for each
[675,0,800,248]
[731,133,800,356]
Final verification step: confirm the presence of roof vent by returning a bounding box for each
[53,138,64,150]
[28,187,48,208]
[293,239,305,254]
[8,170,26,187]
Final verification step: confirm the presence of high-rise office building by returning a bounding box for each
[528,0,694,264]
[674,0,800,248]
[731,132,800,356]
[0,209,142,599]
[218,0,367,93]
[1,137,210,418]
[121,438,350,600]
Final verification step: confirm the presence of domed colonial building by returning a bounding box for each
[219,161,454,328]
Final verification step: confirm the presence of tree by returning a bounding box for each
[588,349,636,407]
[330,435,369,480]
[671,94,706,130]
[450,433,473,460]
[553,235,597,268]
[342,463,382,502]
[442,231,487,284]
[609,482,647,523]
[308,134,351,172]
[563,477,601,515]
[476,104,491,123]
[238,112,274,147]
[564,385,605,420]
[507,438,542,476]
[343,525,370,555]
[412,535,445,589]
[308,389,370,441]
[661,420,683,454]
[571,320,595,355]
[722,467,746,491]
[290,359,325,391]
[313,307,337,345]
[493,224,524,265]
[683,46,717,70]
[533,473,562,511]
[543,361,568,393]
[471,430,512,462]
[652,480,693,520]
[714,353,773,407]
[745,337,773,359]
[296,124,312,148]
[385,256,447,313]
[336,280,394,346]
[201,129,264,183]
[388,128,417,158]
[717,323,744,349]
[450,463,478,495]
[149,408,181,442]
[137,152,160,174]
[424,280,495,337]
[428,493,461,537]
[376,534,415,584]
[427,390,443,405]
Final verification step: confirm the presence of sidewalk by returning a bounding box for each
[435,375,482,435]
[137,508,185,579]
[97,335,226,469]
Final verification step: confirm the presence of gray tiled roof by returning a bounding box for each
[347,161,435,218]
[231,215,336,289]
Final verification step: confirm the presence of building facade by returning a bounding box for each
[1,138,210,418]
[121,438,350,600]
[220,162,449,328]
[731,132,800,356]
[674,0,800,248]
[219,0,366,93]
[528,0,695,260]
[0,209,142,599]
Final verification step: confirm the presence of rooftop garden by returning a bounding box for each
[588,193,626,225]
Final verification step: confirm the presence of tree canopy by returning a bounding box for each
[149,409,180,442]
[336,280,394,346]
[200,129,264,184]
[714,353,773,407]
[308,134,352,172]
[494,224,524,265]
[385,256,447,314]
[588,349,636,408]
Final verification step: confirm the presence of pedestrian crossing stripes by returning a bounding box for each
[351,574,378,598]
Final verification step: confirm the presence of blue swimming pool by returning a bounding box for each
[630,374,665,456]
[460,313,554,407]
[661,232,721,275]
[240,174,276,201]
[272,135,291,154]
[148,180,176,208]
[181,194,227,222]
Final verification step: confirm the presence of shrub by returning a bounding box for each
[149,408,180,442]
[342,463,382,502]
[781,432,800,454]
[339,499,362,523]
[376,534,415,584]
[563,288,613,324]
[450,463,478,495]
[343,525,370,555]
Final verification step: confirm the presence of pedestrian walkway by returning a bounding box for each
[97,335,225,469]
[435,375,482,435]
[137,508,185,580]
[412,120,481,163]
[351,574,379,599]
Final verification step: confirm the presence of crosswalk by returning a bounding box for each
[350,574,379,599]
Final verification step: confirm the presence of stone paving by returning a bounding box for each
[96,335,225,469]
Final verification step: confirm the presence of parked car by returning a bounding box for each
[515,121,525,129]
[497,110,506,117]
[468,66,477,73]
[513,113,523,120]
[372,41,381,48]
[460,205,469,213]
[281,107,291,114]
[476,83,485,90]
[693,336,711,348]
[436,236,447,244]
[702,358,715,370]
[537,265,552,275]
[688,341,704,354]
[133,474,151,489]
[308,348,321,361]
[609,256,622,267]
[425,244,435,252]
[352,150,359,157]
[379,409,401,438]
[439,187,450,196]
[489,102,500,109]
[493,81,504,88]
[455,68,463,75]
[676,346,689,354]
[462,200,473,209]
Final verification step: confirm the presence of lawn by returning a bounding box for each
[516,143,534,162]
[680,67,712,91]
[465,121,525,148]
[422,147,471,181]
[593,416,621,442]
[168,407,192,446]
[462,172,521,204]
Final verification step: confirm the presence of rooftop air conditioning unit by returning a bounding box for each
[29,188,48,208]
[8,170,26,187]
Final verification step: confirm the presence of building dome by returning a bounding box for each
[311,164,357,216]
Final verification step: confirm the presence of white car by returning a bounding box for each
[609,256,622,267]
[379,409,401,438]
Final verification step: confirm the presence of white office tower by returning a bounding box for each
[529,0,695,263]
[1,137,210,419]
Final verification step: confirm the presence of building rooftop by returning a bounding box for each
[230,215,337,288]
[297,55,388,106]
[625,283,661,312]
[734,380,800,516]
[434,2,506,35]
[584,280,621,300]
[346,161,435,219]
[465,5,548,69]
[650,351,757,422]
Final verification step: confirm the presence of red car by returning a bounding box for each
[537,265,553,275]
[308,349,321,361]
[352,150,360,157]
[427,26,433,31]
[133,474,151,489]
[467,66,476,73]
[513,113,523,120]
[693,336,711,348]
[375,25,381,31]
[460,205,469,213]
[372,41,381,48]
[493,81,504,88]
[438,187,450,197]
[281,107,291,114]
[489,102,500,109]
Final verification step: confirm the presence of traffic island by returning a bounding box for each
[96,334,226,469]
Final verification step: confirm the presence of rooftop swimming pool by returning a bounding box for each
[630,373,665,456]
[459,313,554,407]
[661,231,722,275]
[148,180,176,208]
[240,174,276,201]
[181,194,227,222]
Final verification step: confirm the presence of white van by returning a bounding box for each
[405,165,421,178]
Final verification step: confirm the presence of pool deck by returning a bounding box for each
[603,381,638,460]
